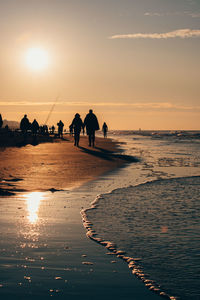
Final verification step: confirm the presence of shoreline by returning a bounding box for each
[81,187,177,300]
[0,136,162,299]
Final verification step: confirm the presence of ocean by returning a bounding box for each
[84,131,200,300]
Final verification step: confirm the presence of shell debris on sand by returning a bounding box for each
[115,250,126,255]
[82,262,94,265]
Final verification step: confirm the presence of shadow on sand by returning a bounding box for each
[79,146,139,163]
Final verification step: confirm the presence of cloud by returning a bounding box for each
[1,101,199,111]
[189,13,200,18]
[144,12,165,17]
[0,101,54,106]
[110,29,200,39]
[144,11,200,18]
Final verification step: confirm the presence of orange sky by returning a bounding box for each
[0,0,200,129]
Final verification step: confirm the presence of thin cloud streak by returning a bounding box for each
[110,29,200,39]
[144,12,200,18]
[1,101,199,111]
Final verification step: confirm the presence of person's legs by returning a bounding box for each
[88,134,92,146]
[74,132,80,146]
[74,134,76,146]
[77,133,80,147]
[91,131,95,147]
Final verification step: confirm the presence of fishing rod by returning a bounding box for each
[44,95,60,125]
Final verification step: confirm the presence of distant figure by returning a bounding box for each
[57,120,64,138]
[69,124,73,136]
[71,113,84,147]
[51,125,55,134]
[84,109,99,147]
[43,125,48,135]
[31,119,39,136]
[0,114,3,129]
[5,125,9,132]
[20,114,30,136]
[102,122,108,138]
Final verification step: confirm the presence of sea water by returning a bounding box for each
[85,131,200,300]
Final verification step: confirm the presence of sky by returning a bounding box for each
[0,0,200,130]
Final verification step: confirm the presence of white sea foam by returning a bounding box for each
[84,131,200,300]
[85,176,200,300]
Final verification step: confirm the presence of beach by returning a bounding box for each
[0,135,161,300]
[0,135,133,195]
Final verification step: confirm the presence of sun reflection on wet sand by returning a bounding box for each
[25,192,44,224]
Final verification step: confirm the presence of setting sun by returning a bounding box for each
[25,47,49,71]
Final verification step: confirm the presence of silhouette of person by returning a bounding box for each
[31,119,39,136]
[20,115,30,138]
[71,113,84,147]
[51,125,55,134]
[57,120,64,138]
[84,109,99,147]
[0,114,3,129]
[43,125,48,135]
[5,125,9,132]
[102,122,108,138]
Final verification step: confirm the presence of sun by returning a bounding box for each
[25,47,49,71]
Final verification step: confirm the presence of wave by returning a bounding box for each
[81,176,200,300]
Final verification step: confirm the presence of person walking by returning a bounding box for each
[84,109,99,147]
[102,122,108,138]
[57,120,64,138]
[71,113,84,147]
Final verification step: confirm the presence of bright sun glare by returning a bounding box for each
[25,47,49,71]
[26,192,43,224]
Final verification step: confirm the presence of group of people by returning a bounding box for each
[60,109,108,147]
[1,109,108,147]
[20,114,40,137]
[71,109,100,147]
[57,109,108,147]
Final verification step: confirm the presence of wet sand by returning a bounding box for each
[0,135,135,195]
[0,136,160,299]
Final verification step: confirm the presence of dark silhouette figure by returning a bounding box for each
[5,125,9,132]
[31,119,39,136]
[102,122,108,138]
[20,115,30,140]
[57,120,64,138]
[0,114,3,129]
[84,109,99,147]
[51,125,55,134]
[43,125,48,135]
[71,113,84,147]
